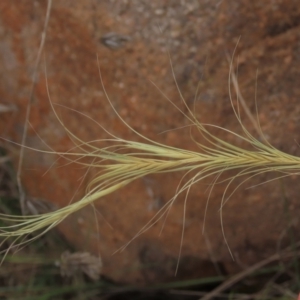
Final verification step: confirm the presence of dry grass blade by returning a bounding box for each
[17,0,52,215]
[199,247,300,300]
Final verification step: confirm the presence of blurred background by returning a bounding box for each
[0,0,300,299]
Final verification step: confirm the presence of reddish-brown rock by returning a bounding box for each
[1,0,300,284]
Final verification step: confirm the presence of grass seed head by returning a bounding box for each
[1,53,300,259]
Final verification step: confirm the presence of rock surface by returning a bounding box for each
[0,0,300,284]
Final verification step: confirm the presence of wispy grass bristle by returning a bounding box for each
[1,51,300,261]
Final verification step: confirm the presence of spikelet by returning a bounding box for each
[1,53,300,258]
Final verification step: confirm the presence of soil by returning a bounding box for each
[0,0,300,284]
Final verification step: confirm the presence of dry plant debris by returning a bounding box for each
[59,251,102,281]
